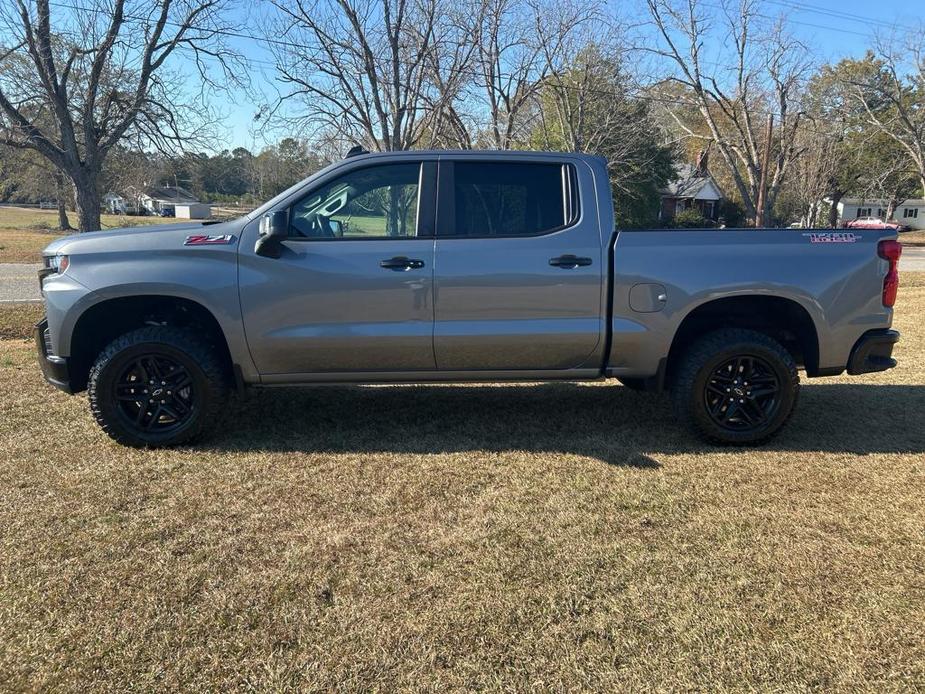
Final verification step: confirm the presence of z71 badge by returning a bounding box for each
[802,232,860,244]
[184,234,236,246]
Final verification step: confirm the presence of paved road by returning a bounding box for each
[2,248,925,303]
[901,245,925,272]
[0,264,41,303]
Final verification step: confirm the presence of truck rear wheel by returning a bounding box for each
[671,328,799,445]
[87,326,228,448]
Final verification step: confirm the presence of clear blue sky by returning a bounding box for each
[208,0,925,152]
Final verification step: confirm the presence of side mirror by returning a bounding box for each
[328,219,343,237]
[255,209,288,258]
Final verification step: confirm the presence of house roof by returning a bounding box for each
[660,163,724,201]
[142,185,199,204]
[834,197,925,206]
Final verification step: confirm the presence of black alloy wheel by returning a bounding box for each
[88,326,228,447]
[672,328,799,445]
[113,353,197,435]
[703,354,781,432]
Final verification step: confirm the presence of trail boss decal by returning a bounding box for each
[802,232,860,244]
[184,234,235,246]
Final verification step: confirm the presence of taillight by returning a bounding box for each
[878,240,902,307]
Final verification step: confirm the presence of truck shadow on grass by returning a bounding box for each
[209,381,925,465]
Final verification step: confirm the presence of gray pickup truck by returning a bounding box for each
[36,150,902,447]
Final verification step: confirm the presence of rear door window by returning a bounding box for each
[447,162,575,237]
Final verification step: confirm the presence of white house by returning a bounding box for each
[103,192,127,215]
[174,203,212,220]
[828,197,925,230]
[139,186,201,215]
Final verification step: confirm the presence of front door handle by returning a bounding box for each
[549,254,592,269]
[380,256,425,271]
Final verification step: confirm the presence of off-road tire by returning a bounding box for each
[87,326,228,447]
[671,328,799,445]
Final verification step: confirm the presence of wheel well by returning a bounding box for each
[68,295,233,392]
[665,296,819,387]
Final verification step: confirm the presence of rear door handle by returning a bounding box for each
[549,254,592,269]
[380,256,425,271]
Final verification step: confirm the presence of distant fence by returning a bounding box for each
[0,201,261,218]
[0,201,58,210]
[212,205,259,218]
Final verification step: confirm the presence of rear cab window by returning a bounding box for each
[441,161,579,237]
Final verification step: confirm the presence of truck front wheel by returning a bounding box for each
[671,328,799,445]
[87,327,228,448]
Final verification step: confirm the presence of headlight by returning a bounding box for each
[44,254,69,274]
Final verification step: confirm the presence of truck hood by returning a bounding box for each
[42,221,234,257]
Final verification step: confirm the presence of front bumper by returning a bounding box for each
[34,318,73,393]
[847,329,900,375]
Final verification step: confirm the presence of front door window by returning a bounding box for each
[289,163,421,239]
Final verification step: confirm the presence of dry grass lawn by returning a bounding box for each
[1,278,923,691]
[900,229,925,246]
[0,207,195,263]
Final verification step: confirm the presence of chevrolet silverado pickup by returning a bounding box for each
[36,150,902,447]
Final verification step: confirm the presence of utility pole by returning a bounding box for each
[755,113,774,227]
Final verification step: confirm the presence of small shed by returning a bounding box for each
[174,203,212,220]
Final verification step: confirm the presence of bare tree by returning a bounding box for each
[786,64,863,228]
[784,126,840,227]
[856,140,920,220]
[470,0,594,149]
[0,143,73,228]
[848,36,925,198]
[0,0,242,231]
[532,44,677,227]
[266,0,439,152]
[645,0,811,225]
[103,147,164,214]
[531,9,623,155]
[418,0,480,148]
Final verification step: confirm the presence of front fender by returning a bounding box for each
[55,243,256,382]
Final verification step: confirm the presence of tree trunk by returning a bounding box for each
[54,173,73,231]
[886,198,898,221]
[389,186,400,236]
[57,196,72,231]
[827,191,843,228]
[71,169,102,232]
[803,200,817,229]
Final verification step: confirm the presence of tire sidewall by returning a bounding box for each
[686,338,798,445]
[91,339,212,447]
